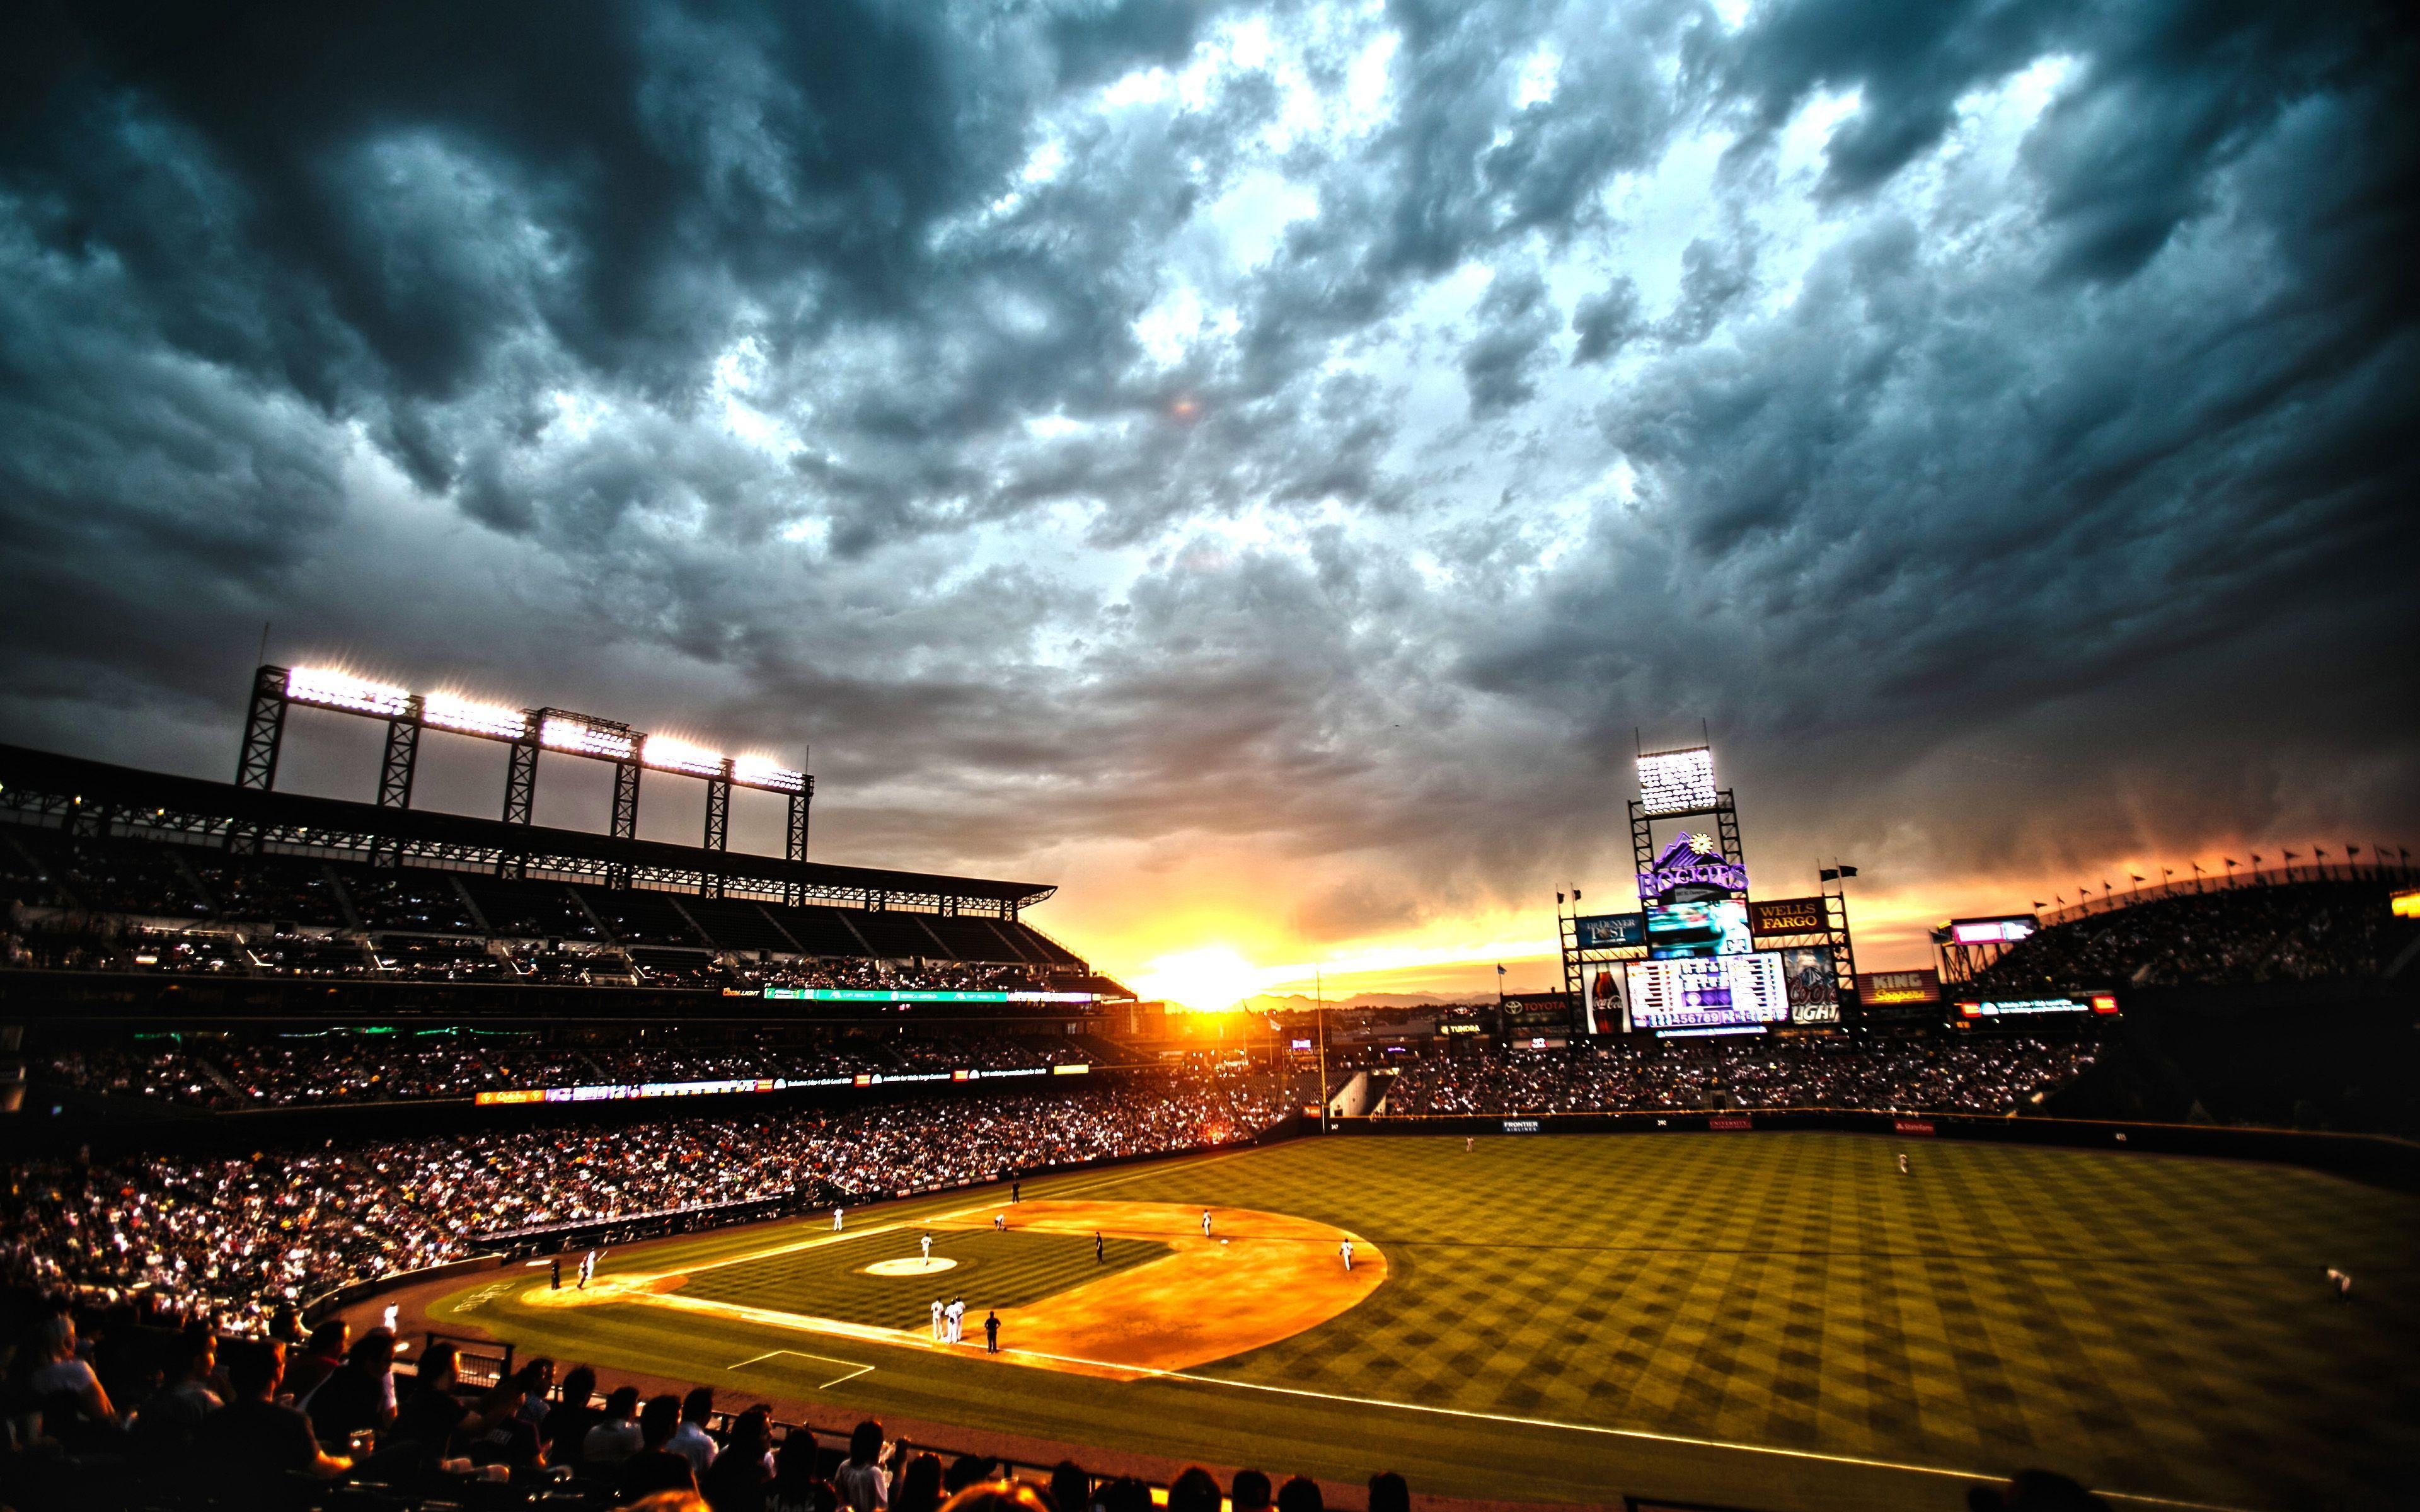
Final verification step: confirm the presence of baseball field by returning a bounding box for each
[409,1131,2419,1511]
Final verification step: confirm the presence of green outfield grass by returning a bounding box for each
[429,1133,2420,1511]
[681,1225,1172,1329]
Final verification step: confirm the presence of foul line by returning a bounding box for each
[726,1348,875,1390]
[957,1342,2252,1512]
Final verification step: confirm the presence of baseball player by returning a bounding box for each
[1094,1230,1104,1264]
[382,1303,399,1334]
[993,1212,1006,1232]
[1339,1238,1354,1272]
[578,1250,596,1290]
[1201,1208,1213,1237]
[2327,1267,2353,1302]
[832,1205,845,1232]
[984,1310,1001,1354]
[919,1231,933,1261]
[1898,1153,1909,1176]
[947,1297,965,1343]
[931,1299,944,1340]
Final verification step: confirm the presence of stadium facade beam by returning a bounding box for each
[376,698,424,810]
[498,732,539,879]
[701,764,731,899]
[229,664,291,853]
[608,759,642,888]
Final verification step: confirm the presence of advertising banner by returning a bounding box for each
[1779,946,1840,1023]
[1748,896,1826,936]
[1948,917,2038,945]
[1857,968,1942,1006]
[1582,963,1623,1033]
[1572,912,1648,950]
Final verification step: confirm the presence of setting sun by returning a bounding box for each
[1127,944,1270,1013]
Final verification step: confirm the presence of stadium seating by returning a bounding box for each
[1969,880,2417,993]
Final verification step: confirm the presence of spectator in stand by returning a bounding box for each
[202,1338,350,1494]
[669,1384,720,1478]
[585,1384,646,1467]
[305,1326,396,1448]
[833,1419,889,1511]
[1231,1469,1274,1512]
[623,1393,701,1502]
[1051,1462,1093,1512]
[1276,1475,1323,1512]
[933,1481,1054,1512]
[1366,1472,1409,1512]
[767,1431,836,1512]
[130,1329,218,1460]
[892,1452,945,1512]
[543,1363,600,1467]
[465,1373,544,1468]
[388,1337,468,1469]
[702,1404,777,1511]
[1168,1467,1223,1512]
[284,1320,347,1401]
[25,1313,117,1445]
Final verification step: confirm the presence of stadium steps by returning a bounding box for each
[447,873,493,934]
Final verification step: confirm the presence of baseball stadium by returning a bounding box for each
[1,675,2414,1512]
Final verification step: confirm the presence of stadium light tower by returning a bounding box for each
[233,664,810,890]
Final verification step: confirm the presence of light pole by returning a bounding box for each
[1315,966,1329,1134]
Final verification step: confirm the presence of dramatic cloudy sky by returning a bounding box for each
[3,0,2413,1001]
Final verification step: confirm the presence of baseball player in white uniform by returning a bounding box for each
[930,1299,944,1339]
[919,1231,932,1261]
[1339,1238,1354,1271]
[578,1251,596,1290]
[1201,1208,1213,1237]
[832,1205,845,1232]
[946,1297,965,1343]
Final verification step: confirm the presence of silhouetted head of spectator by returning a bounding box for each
[1097,1477,1151,1512]
[603,1385,641,1422]
[682,1385,714,1425]
[304,1319,347,1360]
[945,1453,997,1493]
[1366,1472,1408,1512]
[848,1418,884,1466]
[1230,1469,1273,1512]
[1050,1460,1091,1512]
[1968,1470,2114,1512]
[224,1339,284,1400]
[894,1452,945,1512]
[1168,1467,1221,1512]
[559,1363,597,1409]
[1276,1475,1323,1512]
[163,1328,214,1383]
[641,1393,682,1449]
[624,1492,711,1512]
[347,1327,396,1373]
[726,1406,772,1460]
[937,1479,1055,1512]
[417,1339,459,1392]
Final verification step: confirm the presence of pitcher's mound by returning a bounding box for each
[862,1257,958,1276]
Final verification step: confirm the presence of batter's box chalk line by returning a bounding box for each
[726,1348,875,1389]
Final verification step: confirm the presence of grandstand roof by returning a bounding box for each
[0,743,1055,912]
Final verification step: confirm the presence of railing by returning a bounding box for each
[2035,859,2416,927]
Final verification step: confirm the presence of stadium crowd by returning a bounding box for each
[1973,881,2414,993]
[32,1029,1135,1110]
[0,1072,1294,1332]
[1382,1038,2094,1116]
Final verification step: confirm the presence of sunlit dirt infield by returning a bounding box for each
[524,1198,1386,1380]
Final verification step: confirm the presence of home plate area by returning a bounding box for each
[545,1200,1386,1379]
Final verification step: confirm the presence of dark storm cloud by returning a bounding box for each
[0,0,2413,944]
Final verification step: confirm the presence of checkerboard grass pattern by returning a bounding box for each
[449,1133,2418,1509]
[679,1225,1170,1331]
[1103,1133,2420,1508]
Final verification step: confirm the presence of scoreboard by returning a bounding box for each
[1624,952,1791,1034]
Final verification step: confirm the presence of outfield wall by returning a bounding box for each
[1336,1108,2420,1190]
